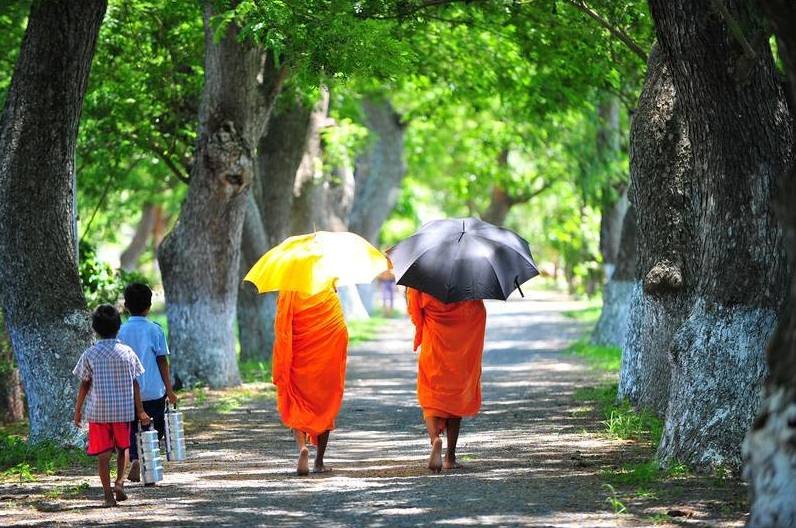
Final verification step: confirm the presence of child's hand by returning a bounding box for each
[73,409,82,428]
[138,411,151,426]
[167,390,178,406]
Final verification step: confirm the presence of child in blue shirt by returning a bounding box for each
[118,282,177,483]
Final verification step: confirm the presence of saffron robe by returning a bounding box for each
[273,289,348,444]
[406,288,487,419]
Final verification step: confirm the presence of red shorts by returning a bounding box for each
[87,422,131,456]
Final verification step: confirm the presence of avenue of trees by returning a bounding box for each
[1,0,795,522]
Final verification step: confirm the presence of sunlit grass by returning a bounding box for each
[0,428,93,483]
[563,305,603,324]
[348,316,388,345]
[573,384,663,448]
[567,339,621,373]
[239,359,272,384]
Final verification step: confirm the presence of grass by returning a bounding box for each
[239,359,272,384]
[348,316,388,345]
[574,384,663,448]
[563,304,603,325]
[0,429,92,483]
[567,339,622,373]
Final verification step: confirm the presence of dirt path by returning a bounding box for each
[0,292,747,527]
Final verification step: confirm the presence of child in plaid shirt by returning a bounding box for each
[73,305,150,507]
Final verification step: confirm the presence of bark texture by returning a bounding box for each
[0,0,105,444]
[591,206,636,347]
[158,2,283,388]
[743,1,796,524]
[236,99,314,361]
[620,42,691,416]
[632,2,791,469]
[348,98,406,244]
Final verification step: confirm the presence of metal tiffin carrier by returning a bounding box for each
[136,422,164,484]
[165,402,187,462]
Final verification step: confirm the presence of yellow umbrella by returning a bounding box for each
[243,231,390,295]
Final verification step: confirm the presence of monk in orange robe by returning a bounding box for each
[272,289,348,476]
[406,287,487,472]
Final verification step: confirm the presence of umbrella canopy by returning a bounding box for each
[244,231,389,295]
[387,217,538,302]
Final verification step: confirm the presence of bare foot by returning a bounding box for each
[102,491,117,508]
[443,459,463,470]
[114,483,128,502]
[312,463,333,474]
[297,447,310,476]
[127,460,140,482]
[428,438,443,473]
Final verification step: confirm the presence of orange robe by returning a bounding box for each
[406,288,487,419]
[272,289,348,444]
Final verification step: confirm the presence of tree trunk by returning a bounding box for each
[120,203,157,271]
[597,95,626,277]
[157,1,284,388]
[591,205,637,347]
[619,42,690,417]
[237,194,276,363]
[348,97,407,244]
[641,2,791,470]
[0,0,106,444]
[481,186,513,226]
[0,367,25,423]
[235,97,315,362]
[743,1,796,524]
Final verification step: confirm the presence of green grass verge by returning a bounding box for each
[239,359,272,384]
[574,384,663,448]
[0,430,92,482]
[348,316,388,345]
[567,338,622,373]
[563,305,603,324]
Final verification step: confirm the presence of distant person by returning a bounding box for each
[377,269,396,313]
[118,282,177,484]
[406,288,487,472]
[73,305,150,507]
[273,288,348,476]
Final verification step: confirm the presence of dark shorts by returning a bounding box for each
[129,395,166,461]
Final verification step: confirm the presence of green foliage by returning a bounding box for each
[0,433,92,482]
[79,241,149,307]
[567,339,621,372]
[0,1,29,109]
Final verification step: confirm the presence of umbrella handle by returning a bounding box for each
[515,277,525,298]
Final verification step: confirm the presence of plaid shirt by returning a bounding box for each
[73,339,145,423]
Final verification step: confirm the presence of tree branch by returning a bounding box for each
[562,0,648,61]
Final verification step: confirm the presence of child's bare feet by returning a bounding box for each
[428,438,443,473]
[103,490,117,508]
[297,447,310,476]
[114,483,127,502]
[127,460,140,482]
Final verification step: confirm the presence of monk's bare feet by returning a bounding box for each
[443,458,463,470]
[297,447,310,476]
[312,463,332,474]
[428,438,443,473]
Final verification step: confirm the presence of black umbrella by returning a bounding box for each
[387,217,538,303]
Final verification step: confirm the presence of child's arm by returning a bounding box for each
[133,380,151,426]
[156,356,177,405]
[74,380,91,427]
